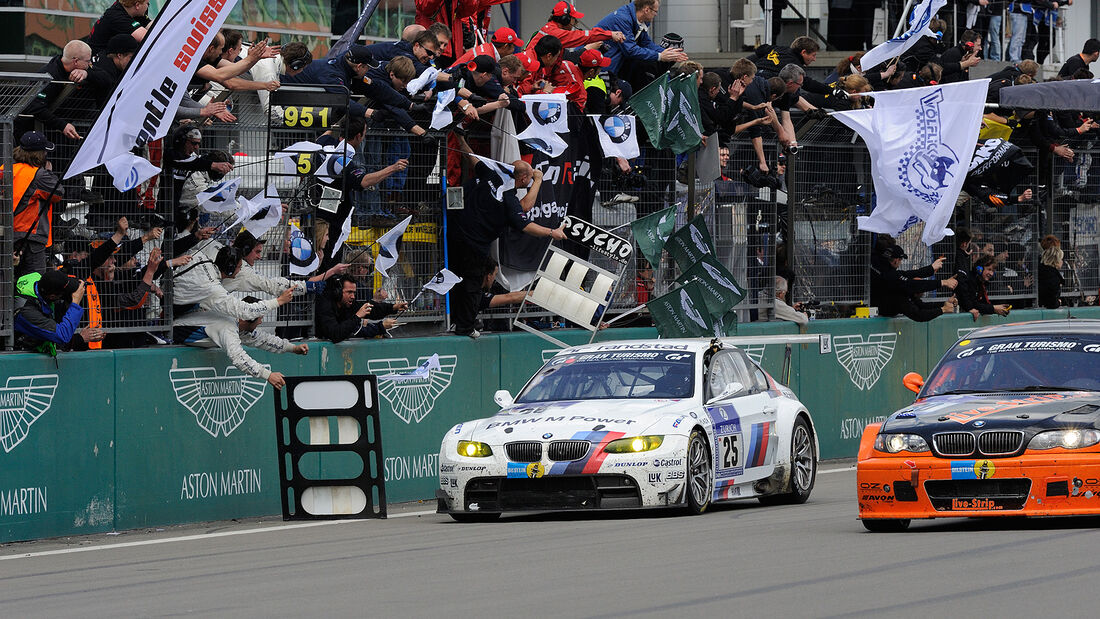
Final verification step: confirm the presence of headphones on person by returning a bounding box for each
[326,274,354,302]
[975,265,984,274]
[288,57,310,71]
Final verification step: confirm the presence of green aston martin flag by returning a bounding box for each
[675,254,747,317]
[712,310,739,337]
[665,215,714,272]
[629,206,676,269]
[663,73,704,154]
[646,280,714,338]
[630,72,670,146]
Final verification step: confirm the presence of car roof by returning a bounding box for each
[965,319,1100,340]
[556,339,714,355]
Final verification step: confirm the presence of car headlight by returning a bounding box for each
[457,440,493,457]
[1028,429,1100,450]
[874,433,930,453]
[604,435,664,453]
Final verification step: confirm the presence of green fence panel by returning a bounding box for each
[0,352,116,541]
[112,347,316,530]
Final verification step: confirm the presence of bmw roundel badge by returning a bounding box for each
[973,420,986,428]
[542,433,553,439]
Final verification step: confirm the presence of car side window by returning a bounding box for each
[743,354,770,392]
[706,351,751,401]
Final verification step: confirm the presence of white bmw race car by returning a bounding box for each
[437,338,818,521]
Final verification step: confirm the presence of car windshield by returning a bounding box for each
[922,335,1100,397]
[515,350,696,403]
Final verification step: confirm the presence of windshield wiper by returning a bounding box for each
[933,389,990,395]
[1006,386,1086,392]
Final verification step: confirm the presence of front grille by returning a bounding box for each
[933,432,976,457]
[462,475,641,511]
[978,430,1024,456]
[924,478,1031,511]
[505,441,542,462]
[548,440,590,461]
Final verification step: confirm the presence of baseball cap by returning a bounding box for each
[19,131,54,152]
[516,50,541,73]
[345,44,374,65]
[467,54,497,74]
[661,32,685,49]
[492,27,524,48]
[612,78,632,100]
[39,269,80,298]
[579,49,611,68]
[552,1,584,19]
[107,33,140,55]
[881,244,908,260]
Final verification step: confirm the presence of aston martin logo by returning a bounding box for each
[0,374,58,453]
[368,355,457,424]
[170,367,267,438]
[834,333,897,390]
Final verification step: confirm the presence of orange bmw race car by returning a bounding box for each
[857,320,1100,531]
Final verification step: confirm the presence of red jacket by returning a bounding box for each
[415,0,480,61]
[520,59,585,109]
[450,41,499,69]
[527,21,616,51]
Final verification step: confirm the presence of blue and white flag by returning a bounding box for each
[833,80,989,245]
[104,152,160,192]
[590,114,640,160]
[471,154,515,201]
[858,0,946,72]
[517,93,569,158]
[422,268,463,295]
[375,215,413,278]
[430,88,455,130]
[197,177,242,213]
[379,353,441,381]
[241,184,283,238]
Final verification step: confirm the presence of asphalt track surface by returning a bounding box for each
[3,463,1100,618]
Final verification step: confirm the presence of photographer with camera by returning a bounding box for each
[870,242,960,322]
[314,274,407,343]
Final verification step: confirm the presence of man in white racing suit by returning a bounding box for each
[172,244,307,389]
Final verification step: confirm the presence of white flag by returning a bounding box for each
[242,185,283,238]
[287,220,320,276]
[375,215,413,278]
[64,0,239,178]
[274,140,324,176]
[833,80,988,245]
[197,177,242,213]
[379,353,442,381]
[590,114,640,160]
[517,93,569,157]
[430,88,455,130]
[471,154,515,201]
[316,140,352,184]
[858,0,946,72]
[332,203,353,255]
[423,268,463,294]
[104,152,160,192]
[407,66,440,94]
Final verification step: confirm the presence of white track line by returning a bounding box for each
[0,509,438,561]
[820,465,856,475]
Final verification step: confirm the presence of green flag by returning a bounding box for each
[629,206,676,268]
[675,254,747,317]
[629,73,670,147]
[646,281,714,338]
[665,215,714,272]
[662,74,703,154]
[712,310,739,337]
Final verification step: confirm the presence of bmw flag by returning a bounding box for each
[833,80,989,245]
[196,177,242,213]
[103,152,160,193]
[590,115,640,160]
[858,0,946,71]
[516,93,569,158]
[422,268,463,294]
[375,215,414,278]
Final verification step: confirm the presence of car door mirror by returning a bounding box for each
[707,382,745,404]
[494,389,514,407]
[903,372,924,394]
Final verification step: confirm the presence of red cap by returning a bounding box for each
[492,27,524,48]
[579,49,611,68]
[552,1,584,19]
[517,50,541,73]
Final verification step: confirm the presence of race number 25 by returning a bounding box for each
[721,435,740,469]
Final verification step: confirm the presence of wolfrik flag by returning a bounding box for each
[516,93,569,157]
[375,215,413,278]
[590,115,640,160]
[422,268,463,295]
[833,80,988,245]
[858,0,946,71]
[65,0,240,179]
[104,152,160,192]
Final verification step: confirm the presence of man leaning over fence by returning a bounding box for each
[6,132,63,278]
[870,243,960,323]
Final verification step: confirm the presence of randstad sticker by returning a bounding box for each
[951,460,996,479]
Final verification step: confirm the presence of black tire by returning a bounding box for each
[449,512,501,523]
[760,415,817,505]
[861,518,911,532]
[684,429,713,515]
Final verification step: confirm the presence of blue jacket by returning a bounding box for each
[364,40,433,75]
[13,276,84,350]
[595,3,663,74]
[283,57,358,89]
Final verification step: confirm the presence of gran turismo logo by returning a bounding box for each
[0,375,58,453]
[170,367,267,438]
[834,333,897,390]
[368,355,457,424]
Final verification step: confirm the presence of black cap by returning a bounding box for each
[881,244,907,260]
[19,131,54,152]
[39,270,80,298]
[107,33,140,55]
[346,44,374,65]
[466,54,497,74]
[661,32,684,49]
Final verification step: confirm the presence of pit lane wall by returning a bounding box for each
[0,308,1091,542]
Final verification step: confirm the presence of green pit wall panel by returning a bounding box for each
[3,309,1099,542]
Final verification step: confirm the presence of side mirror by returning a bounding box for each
[494,389,514,407]
[903,372,924,394]
[707,382,745,404]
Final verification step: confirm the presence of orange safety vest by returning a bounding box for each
[4,163,58,246]
[84,277,102,350]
